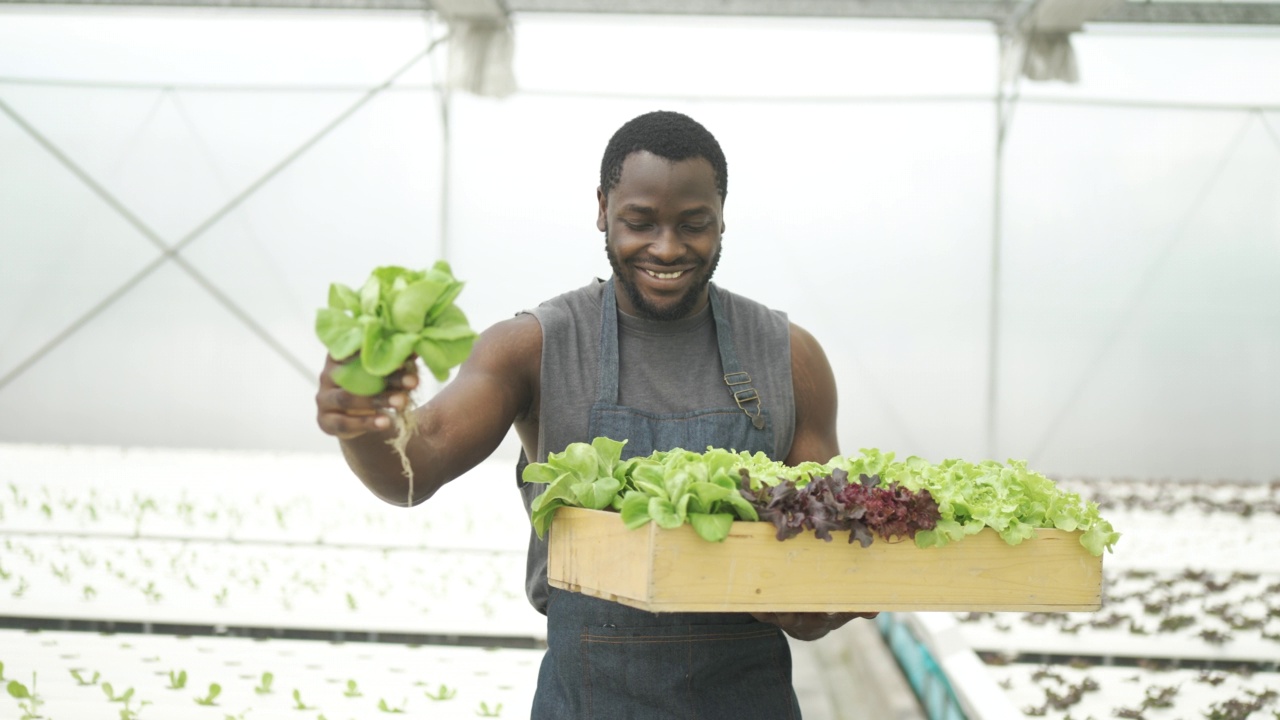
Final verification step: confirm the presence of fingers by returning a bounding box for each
[316,356,418,440]
[750,611,879,641]
[383,358,420,392]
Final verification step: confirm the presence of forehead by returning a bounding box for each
[609,151,721,211]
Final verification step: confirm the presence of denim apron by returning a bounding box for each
[531,279,802,720]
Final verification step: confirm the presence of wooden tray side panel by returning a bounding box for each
[548,508,1103,613]
[546,507,655,607]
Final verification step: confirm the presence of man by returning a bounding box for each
[316,110,871,719]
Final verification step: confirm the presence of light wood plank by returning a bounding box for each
[548,508,1102,612]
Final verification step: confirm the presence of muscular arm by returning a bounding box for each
[784,322,840,467]
[756,322,878,640]
[316,314,542,506]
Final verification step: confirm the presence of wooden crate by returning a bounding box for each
[547,508,1102,613]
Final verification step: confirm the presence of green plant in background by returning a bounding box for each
[70,668,100,686]
[253,672,274,695]
[423,684,457,701]
[0,661,6,680]
[118,693,151,720]
[7,673,45,720]
[377,698,407,714]
[292,689,315,711]
[476,701,503,717]
[166,670,187,690]
[102,682,135,703]
[194,683,221,706]
[342,680,362,698]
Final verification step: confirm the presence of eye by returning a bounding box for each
[682,223,710,233]
[622,220,653,231]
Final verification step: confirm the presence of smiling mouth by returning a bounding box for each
[644,268,686,280]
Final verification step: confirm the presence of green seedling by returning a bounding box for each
[254,672,274,695]
[424,684,457,701]
[222,710,250,720]
[70,668,100,686]
[8,673,45,720]
[214,587,229,606]
[167,670,187,690]
[0,660,5,680]
[83,585,97,601]
[346,593,357,611]
[292,689,315,710]
[343,680,362,698]
[103,682,135,703]
[476,701,503,717]
[118,694,151,719]
[377,698,407,714]
[194,683,222,706]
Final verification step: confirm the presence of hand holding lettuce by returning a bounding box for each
[316,262,477,505]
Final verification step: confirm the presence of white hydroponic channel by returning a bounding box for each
[0,628,539,719]
[946,477,1280,719]
[0,443,545,638]
[0,443,547,719]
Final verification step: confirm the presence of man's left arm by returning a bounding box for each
[751,322,879,641]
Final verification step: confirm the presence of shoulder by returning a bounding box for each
[527,279,606,318]
[714,284,788,324]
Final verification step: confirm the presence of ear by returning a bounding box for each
[596,186,607,232]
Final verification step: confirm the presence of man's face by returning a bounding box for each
[598,151,724,322]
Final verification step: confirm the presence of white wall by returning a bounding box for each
[1,8,1277,480]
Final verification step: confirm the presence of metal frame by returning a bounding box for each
[4,0,1280,25]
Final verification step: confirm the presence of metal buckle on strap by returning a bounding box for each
[724,372,752,386]
[733,388,766,430]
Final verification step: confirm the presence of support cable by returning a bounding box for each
[985,2,1030,461]
[1027,111,1259,465]
[168,89,309,322]
[4,76,1279,114]
[0,97,315,388]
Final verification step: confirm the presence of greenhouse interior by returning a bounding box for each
[2,0,1279,717]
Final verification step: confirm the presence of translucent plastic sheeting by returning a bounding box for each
[1,8,1278,481]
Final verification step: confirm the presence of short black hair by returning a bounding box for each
[599,110,728,203]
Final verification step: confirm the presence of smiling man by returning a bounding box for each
[316,110,869,719]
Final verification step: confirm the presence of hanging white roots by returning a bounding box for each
[387,397,419,507]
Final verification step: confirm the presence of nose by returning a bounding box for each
[649,226,684,263]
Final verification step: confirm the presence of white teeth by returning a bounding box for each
[646,269,684,280]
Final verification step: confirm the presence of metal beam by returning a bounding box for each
[4,0,1280,25]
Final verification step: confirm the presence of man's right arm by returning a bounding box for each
[315,313,542,506]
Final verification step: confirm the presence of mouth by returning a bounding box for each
[644,268,687,281]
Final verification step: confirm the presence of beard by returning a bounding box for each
[605,232,720,322]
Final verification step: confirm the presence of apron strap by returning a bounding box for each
[709,285,766,430]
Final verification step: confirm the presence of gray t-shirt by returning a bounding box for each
[518,278,796,613]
